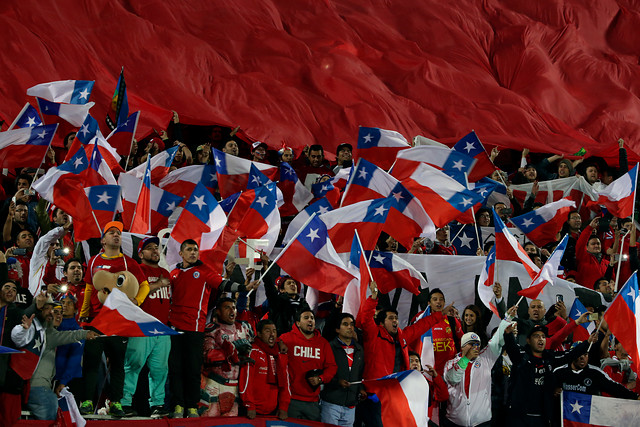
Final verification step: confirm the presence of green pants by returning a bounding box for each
[122,335,171,407]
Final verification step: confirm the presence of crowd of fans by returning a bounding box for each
[0,114,638,427]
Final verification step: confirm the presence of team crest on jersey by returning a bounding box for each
[446,327,452,334]
[584,378,592,386]
[193,271,200,279]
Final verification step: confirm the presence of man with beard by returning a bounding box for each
[280,309,337,421]
[3,201,33,245]
[201,297,254,417]
[5,229,36,292]
[122,236,172,418]
[239,319,290,420]
[12,294,97,420]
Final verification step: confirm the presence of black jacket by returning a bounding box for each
[320,337,364,407]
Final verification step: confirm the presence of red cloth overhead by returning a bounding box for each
[1,0,640,164]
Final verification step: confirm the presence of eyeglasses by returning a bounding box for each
[468,342,481,348]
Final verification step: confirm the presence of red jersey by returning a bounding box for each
[429,316,463,375]
[139,264,171,324]
[82,253,146,318]
[279,325,337,402]
[169,261,222,332]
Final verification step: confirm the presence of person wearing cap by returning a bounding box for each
[121,236,172,418]
[54,293,85,397]
[251,141,269,163]
[553,340,639,400]
[332,143,352,174]
[12,291,98,420]
[78,220,149,418]
[442,319,511,427]
[503,317,592,426]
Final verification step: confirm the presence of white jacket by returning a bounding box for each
[443,319,509,427]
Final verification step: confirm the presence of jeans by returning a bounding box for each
[27,386,58,420]
[288,399,321,421]
[320,399,356,426]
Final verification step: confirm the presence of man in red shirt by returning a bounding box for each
[122,236,171,418]
[239,319,290,420]
[78,221,149,418]
[575,217,612,288]
[168,239,223,419]
[280,309,337,421]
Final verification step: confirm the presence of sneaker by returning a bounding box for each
[171,405,184,419]
[79,400,94,415]
[121,405,137,417]
[186,407,199,418]
[109,402,126,418]
[150,406,169,419]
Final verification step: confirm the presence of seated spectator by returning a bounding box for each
[239,319,290,420]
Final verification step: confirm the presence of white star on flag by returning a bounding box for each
[78,88,90,100]
[256,196,268,208]
[391,191,404,202]
[460,197,473,207]
[79,124,90,137]
[570,400,583,414]
[477,187,488,197]
[97,191,112,204]
[191,195,207,210]
[358,169,369,179]
[251,175,261,185]
[33,338,42,352]
[215,157,222,167]
[166,201,176,212]
[37,130,47,139]
[363,134,373,143]
[627,287,636,300]
[73,157,84,169]
[321,185,329,192]
[487,252,494,262]
[521,218,535,228]
[458,232,474,248]
[317,206,330,215]
[25,117,36,126]
[373,254,386,264]
[148,328,162,335]
[374,205,388,216]
[306,228,320,242]
[452,160,466,171]
[464,141,475,153]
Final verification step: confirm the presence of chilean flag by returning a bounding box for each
[365,250,426,295]
[278,161,313,216]
[105,110,139,156]
[518,234,569,299]
[7,102,42,130]
[563,391,640,427]
[391,145,474,182]
[282,197,333,245]
[213,148,278,198]
[27,80,94,104]
[129,158,152,234]
[401,163,483,228]
[276,214,356,295]
[36,97,95,148]
[493,209,539,280]
[588,164,638,219]
[364,370,430,427]
[165,182,227,266]
[130,145,180,185]
[65,114,122,174]
[85,185,122,231]
[456,178,502,224]
[0,123,58,169]
[356,126,411,170]
[343,158,436,247]
[90,288,179,336]
[158,162,217,199]
[319,197,394,253]
[477,246,499,317]
[603,272,640,368]
[568,298,594,342]
[510,199,576,247]
[247,163,273,189]
[452,131,496,182]
[343,235,371,320]
[118,172,183,233]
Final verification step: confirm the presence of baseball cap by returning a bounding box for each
[252,141,268,152]
[102,221,123,235]
[460,332,481,348]
[137,236,160,253]
[336,143,352,154]
[528,324,549,338]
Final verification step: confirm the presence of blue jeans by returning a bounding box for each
[320,400,356,427]
[27,386,58,420]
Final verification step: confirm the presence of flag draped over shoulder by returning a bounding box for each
[364,370,430,427]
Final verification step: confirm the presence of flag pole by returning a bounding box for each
[469,205,482,253]
[451,224,467,243]
[246,212,318,297]
[354,229,375,290]
[613,233,626,293]
[91,211,103,236]
[28,123,59,192]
